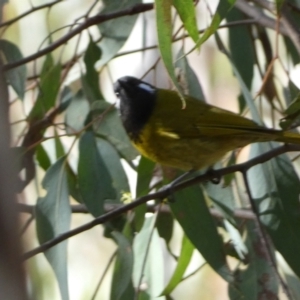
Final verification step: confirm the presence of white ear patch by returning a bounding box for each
[138,83,155,93]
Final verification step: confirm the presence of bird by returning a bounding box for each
[114,76,300,171]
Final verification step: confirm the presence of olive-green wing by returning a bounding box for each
[154,89,271,138]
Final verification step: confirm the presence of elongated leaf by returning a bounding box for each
[133,216,166,299]
[229,221,278,299]
[175,47,205,101]
[97,0,141,67]
[155,0,184,103]
[110,231,133,300]
[78,131,116,217]
[217,33,262,124]
[134,156,155,232]
[161,235,194,295]
[172,0,198,43]
[248,142,300,277]
[227,6,254,112]
[0,39,26,99]
[35,157,71,300]
[82,38,102,102]
[29,55,61,121]
[55,129,65,159]
[36,144,51,171]
[96,137,130,201]
[171,186,233,282]
[195,0,236,49]
[92,100,138,161]
[65,89,90,134]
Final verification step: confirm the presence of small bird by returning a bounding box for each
[114,76,300,171]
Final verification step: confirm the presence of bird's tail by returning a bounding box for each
[276,131,300,144]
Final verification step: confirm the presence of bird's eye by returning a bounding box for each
[115,92,120,98]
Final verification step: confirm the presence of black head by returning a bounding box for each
[114,76,157,141]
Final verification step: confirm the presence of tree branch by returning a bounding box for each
[22,143,300,260]
[3,3,154,71]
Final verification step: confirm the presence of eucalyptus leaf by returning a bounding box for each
[35,157,71,300]
[0,39,26,100]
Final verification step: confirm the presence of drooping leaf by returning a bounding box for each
[229,221,278,299]
[92,100,138,161]
[29,55,61,121]
[65,89,90,135]
[36,144,51,171]
[161,235,194,295]
[195,0,236,49]
[78,131,116,217]
[156,212,174,245]
[155,0,184,103]
[97,0,141,67]
[175,47,205,101]
[227,6,254,112]
[133,216,166,299]
[0,39,26,99]
[35,156,71,300]
[82,38,103,102]
[55,129,65,159]
[172,0,199,43]
[110,231,134,300]
[134,156,156,231]
[171,186,233,282]
[248,142,300,277]
[96,137,130,201]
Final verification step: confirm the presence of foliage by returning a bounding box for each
[2,0,300,299]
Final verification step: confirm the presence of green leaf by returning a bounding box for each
[92,100,138,161]
[171,186,233,282]
[218,34,262,124]
[133,156,155,232]
[175,47,205,101]
[136,156,155,197]
[0,39,26,99]
[66,163,83,203]
[155,0,184,103]
[82,38,102,102]
[172,0,199,43]
[227,7,254,112]
[96,137,130,201]
[110,231,134,300]
[65,89,90,135]
[195,0,236,49]
[161,235,194,295]
[203,176,236,226]
[229,221,278,299]
[55,129,65,159]
[35,156,71,300]
[156,212,174,245]
[248,142,300,277]
[78,131,116,217]
[36,144,51,171]
[29,55,61,121]
[97,0,141,67]
[133,216,166,299]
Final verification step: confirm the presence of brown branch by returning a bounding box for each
[17,202,256,220]
[3,3,154,71]
[22,143,300,260]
